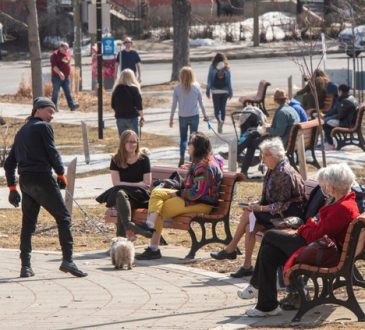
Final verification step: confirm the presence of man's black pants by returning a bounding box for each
[19,173,73,266]
[250,230,306,311]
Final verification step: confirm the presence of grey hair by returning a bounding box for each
[316,163,355,195]
[259,137,286,160]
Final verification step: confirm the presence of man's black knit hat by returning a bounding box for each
[33,97,56,110]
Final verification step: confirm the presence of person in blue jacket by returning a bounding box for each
[206,52,233,134]
[288,98,308,122]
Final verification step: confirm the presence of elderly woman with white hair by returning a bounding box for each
[238,163,360,317]
[211,137,306,277]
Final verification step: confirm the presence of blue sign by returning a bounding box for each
[102,36,115,59]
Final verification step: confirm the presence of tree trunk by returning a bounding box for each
[171,0,191,81]
[25,0,43,98]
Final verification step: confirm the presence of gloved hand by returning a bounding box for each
[8,187,21,207]
[57,174,68,190]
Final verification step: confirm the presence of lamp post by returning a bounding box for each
[96,0,103,139]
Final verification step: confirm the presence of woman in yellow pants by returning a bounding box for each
[131,131,223,260]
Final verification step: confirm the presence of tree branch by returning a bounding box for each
[0,10,28,29]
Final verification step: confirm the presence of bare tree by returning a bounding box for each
[171,0,191,81]
[25,0,43,97]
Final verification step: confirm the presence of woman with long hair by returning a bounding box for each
[170,66,208,167]
[111,69,144,136]
[206,52,233,133]
[96,129,152,237]
[129,131,223,260]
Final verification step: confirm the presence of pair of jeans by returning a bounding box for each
[116,117,139,137]
[250,230,306,311]
[240,133,268,174]
[115,190,131,237]
[212,93,228,122]
[52,76,76,110]
[178,115,199,160]
[19,173,74,266]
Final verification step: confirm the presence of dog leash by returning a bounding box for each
[206,120,231,144]
[65,190,113,242]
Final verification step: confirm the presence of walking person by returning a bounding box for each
[206,52,233,133]
[170,66,208,167]
[50,42,79,111]
[111,69,144,136]
[115,37,142,83]
[4,97,87,278]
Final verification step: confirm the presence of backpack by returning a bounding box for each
[213,69,226,89]
[352,183,365,213]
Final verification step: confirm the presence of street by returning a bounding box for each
[0,53,351,96]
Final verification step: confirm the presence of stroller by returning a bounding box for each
[230,105,267,165]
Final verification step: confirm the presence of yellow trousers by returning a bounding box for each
[148,188,212,234]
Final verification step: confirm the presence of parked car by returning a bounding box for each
[338,25,365,57]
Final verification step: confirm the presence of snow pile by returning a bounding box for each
[151,11,297,44]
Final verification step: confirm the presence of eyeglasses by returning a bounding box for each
[126,140,138,144]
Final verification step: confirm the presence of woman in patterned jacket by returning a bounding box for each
[130,131,223,260]
[211,137,306,278]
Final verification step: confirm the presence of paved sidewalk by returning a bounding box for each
[0,247,361,330]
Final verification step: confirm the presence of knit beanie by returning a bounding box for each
[33,97,56,110]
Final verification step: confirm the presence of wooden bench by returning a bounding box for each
[331,104,365,152]
[238,80,271,116]
[286,119,323,172]
[284,212,365,322]
[105,166,245,259]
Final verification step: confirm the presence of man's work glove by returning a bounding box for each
[8,186,21,207]
[57,175,68,190]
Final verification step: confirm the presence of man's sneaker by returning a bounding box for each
[237,284,258,299]
[20,266,35,278]
[135,247,162,260]
[245,305,282,317]
[59,261,88,277]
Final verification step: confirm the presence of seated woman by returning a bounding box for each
[323,84,358,150]
[96,129,152,237]
[130,131,223,260]
[238,163,359,317]
[211,137,306,278]
[295,68,329,110]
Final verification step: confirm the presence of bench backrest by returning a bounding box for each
[151,166,244,218]
[338,213,365,271]
[256,80,271,101]
[286,119,321,155]
[353,104,365,131]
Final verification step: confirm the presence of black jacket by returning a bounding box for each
[337,94,357,128]
[4,117,64,186]
[111,85,143,119]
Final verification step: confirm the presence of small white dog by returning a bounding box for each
[110,237,135,270]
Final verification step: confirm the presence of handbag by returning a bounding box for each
[270,216,304,230]
[294,235,340,267]
[152,171,184,190]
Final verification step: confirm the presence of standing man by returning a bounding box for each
[50,42,79,111]
[115,37,142,82]
[4,97,87,278]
